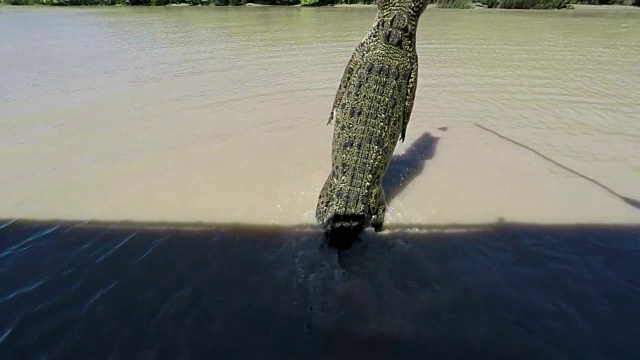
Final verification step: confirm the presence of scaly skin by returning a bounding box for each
[316,0,428,244]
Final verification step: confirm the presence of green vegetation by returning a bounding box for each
[0,0,200,4]
[436,0,474,8]
[0,0,637,8]
[0,0,373,4]
[436,0,635,8]
[211,0,375,4]
[472,0,572,9]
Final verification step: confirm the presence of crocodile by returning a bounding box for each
[315,0,428,249]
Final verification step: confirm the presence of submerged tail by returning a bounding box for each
[316,174,373,250]
[324,214,366,251]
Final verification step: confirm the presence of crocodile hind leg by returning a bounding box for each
[370,185,386,233]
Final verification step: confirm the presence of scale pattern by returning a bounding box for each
[316,0,428,241]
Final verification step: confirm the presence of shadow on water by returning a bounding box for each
[475,123,640,211]
[325,132,439,252]
[383,132,439,203]
[1,218,639,359]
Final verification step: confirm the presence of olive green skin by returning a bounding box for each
[316,0,428,235]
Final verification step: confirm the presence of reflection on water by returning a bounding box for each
[1,219,639,359]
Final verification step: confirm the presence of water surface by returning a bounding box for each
[1,6,640,359]
[1,6,639,224]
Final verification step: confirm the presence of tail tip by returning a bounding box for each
[323,214,367,251]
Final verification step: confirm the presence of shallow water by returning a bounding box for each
[1,6,640,359]
[1,6,639,224]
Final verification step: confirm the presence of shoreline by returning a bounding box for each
[1,2,640,10]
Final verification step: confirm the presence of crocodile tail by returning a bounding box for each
[324,214,365,251]
[316,176,369,250]
[327,213,366,233]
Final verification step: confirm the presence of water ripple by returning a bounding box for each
[136,235,168,265]
[96,233,137,264]
[83,281,118,314]
[0,278,47,304]
[0,316,19,346]
[0,219,17,230]
[0,225,60,259]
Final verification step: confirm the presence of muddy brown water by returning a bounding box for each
[1,6,639,359]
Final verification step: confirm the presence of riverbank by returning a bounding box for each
[1,0,639,10]
[569,3,640,10]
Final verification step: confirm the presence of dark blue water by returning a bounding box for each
[1,219,639,359]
